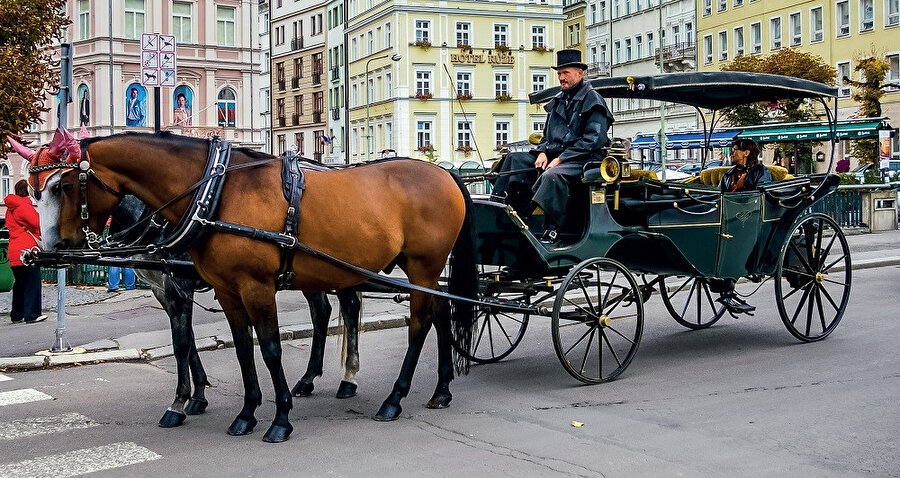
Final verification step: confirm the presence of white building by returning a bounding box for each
[259,0,272,154]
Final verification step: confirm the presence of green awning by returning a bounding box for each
[736,119,887,143]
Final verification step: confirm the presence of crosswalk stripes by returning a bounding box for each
[0,442,162,478]
[0,388,54,407]
[0,373,13,382]
[0,412,100,441]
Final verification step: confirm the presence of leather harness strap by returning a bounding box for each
[275,153,306,290]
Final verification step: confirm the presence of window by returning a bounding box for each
[718,0,726,11]
[415,20,430,43]
[614,0,621,17]
[718,31,727,60]
[276,98,285,121]
[494,24,509,47]
[416,121,432,148]
[532,72,546,92]
[788,12,801,45]
[385,22,391,47]
[861,0,874,30]
[217,88,236,127]
[385,122,392,149]
[217,6,235,47]
[531,117,546,133]
[636,35,643,58]
[294,95,303,117]
[837,62,851,96]
[734,26,744,56]
[351,83,358,106]
[614,40,621,63]
[172,2,192,43]
[590,4,597,23]
[124,0,145,40]
[495,121,510,148]
[703,35,713,64]
[494,72,509,97]
[734,0,743,6]
[770,17,782,50]
[886,54,899,90]
[685,22,694,44]
[811,7,824,42]
[415,70,431,95]
[625,38,632,61]
[367,31,373,55]
[350,38,357,61]
[456,22,470,46]
[647,32,654,55]
[599,0,607,21]
[532,26,546,48]
[889,0,900,26]
[295,132,304,154]
[456,71,472,96]
[385,71,392,98]
[78,0,90,40]
[751,22,761,52]
[457,120,472,148]
[625,0,632,14]
[837,1,850,35]
[703,0,712,15]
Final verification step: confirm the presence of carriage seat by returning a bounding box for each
[699,165,793,187]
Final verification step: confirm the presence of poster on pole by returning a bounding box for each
[140,33,176,88]
[879,129,891,171]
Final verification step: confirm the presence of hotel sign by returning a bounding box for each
[450,53,515,65]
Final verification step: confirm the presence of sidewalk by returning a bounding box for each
[2,228,899,371]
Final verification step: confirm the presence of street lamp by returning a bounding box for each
[365,52,402,161]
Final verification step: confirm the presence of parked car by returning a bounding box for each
[677,163,703,175]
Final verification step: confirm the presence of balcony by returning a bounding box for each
[291,114,299,126]
[278,117,286,127]
[277,79,285,91]
[331,107,340,120]
[291,37,304,50]
[586,62,610,78]
[654,42,696,71]
[312,72,322,85]
[312,111,323,123]
[291,77,299,89]
[330,67,340,82]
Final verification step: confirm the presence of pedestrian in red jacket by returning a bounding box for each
[4,180,46,323]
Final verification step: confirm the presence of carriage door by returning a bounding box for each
[715,193,762,278]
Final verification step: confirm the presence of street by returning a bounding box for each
[1,265,898,477]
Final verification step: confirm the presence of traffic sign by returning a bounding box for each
[140,33,176,88]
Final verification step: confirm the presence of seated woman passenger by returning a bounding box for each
[719,139,771,192]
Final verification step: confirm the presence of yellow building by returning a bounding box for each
[345,0,564,164]
[564,0,587,53]
[697,0,899,159]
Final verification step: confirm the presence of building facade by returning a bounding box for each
[697,0,900,160]
[324,0,347,163]
[344,0,564,165]
[564,0,587,53]
[270,0,327,159]
[584,0,698,160]
[260,0,272,154]
[2,0,262,213]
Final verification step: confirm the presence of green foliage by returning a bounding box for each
[837,173,860,185]
[849,137,878,165]
[847,56,889,164]
[720,49,836,127]
[862,168,884,184]
[0,0,69,157]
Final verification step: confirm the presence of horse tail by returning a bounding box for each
[447,171,478,375]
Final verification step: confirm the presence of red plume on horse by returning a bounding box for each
[34,131,478,443]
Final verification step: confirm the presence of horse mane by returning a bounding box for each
[81,131,277,164]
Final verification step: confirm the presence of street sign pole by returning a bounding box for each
[154,86,161,133]
[53,43,73,353]
[142,33,176,134]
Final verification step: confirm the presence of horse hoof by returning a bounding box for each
[374,402,401,421]
[262,423,293,443]
[227,416,257,436]
[336,381,357,399]
[184,397,208,415]
[426,393,452,409]
[291,381,314,397]
[158,410,186,428]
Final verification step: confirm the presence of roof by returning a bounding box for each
[529,72,837,110]
[631,130,741,150]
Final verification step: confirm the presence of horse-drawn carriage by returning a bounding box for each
[23,71,850,441]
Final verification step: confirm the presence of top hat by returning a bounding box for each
[552,49,588,70]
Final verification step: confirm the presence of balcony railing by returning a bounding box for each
[654,42,696,63]
[331,107,340,120]
[277,117,286,127]
[277,79,285,91]
[291,114,299,126]
[312,72,322,85]
[586,62,610,77]
[291,77,299,89]
[330,67,340,82]
[291,37,304,50]
[312,111,323,123]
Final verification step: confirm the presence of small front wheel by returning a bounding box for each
[659,276,726,329]
[552,258,643,384]
[775,213,851,342]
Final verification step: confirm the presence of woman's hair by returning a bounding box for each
[177,93,186,101]
[14,179,29,197]
[732,139,760,166]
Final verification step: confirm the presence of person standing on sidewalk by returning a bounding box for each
[3,180,46,324]
[103,217,136,292]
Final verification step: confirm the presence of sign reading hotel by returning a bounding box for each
[450,53,515,65]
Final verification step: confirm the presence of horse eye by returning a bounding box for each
[51,183,61,196]
[61,183,75,195]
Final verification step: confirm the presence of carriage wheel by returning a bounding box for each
[456,291,530,364]
[659,276,726,329]
[775,213,851,342]
[552,258,643,384]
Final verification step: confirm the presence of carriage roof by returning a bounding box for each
[528,72,838,110]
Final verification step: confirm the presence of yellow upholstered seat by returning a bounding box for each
[766,165,793,181]
[700,167,731,186]
[626,169,658,181]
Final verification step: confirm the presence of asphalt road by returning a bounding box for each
[1,264,897,477]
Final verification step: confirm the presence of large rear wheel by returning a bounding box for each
[659,276,726,329]
[775,213,851,342]
[552,258,643,384]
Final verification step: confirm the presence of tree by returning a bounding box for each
[720,48,837,126]
[846,56,890,164]
[0,0,69,157]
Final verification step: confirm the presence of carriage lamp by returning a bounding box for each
[816,152,825,162]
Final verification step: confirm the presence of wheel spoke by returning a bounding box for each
[789,240,815,275]
[473,314,490,353]
[822,254,848,273]
[702,282,719,316]
[679,279,698,318]
[579,327,597,374]
[813,218,825,270]
[575,273,596,316]
[819,284,841,312]
[491,314,516,347]
[562,296,602,321]
[790,285,813,325]
[818,231,838,267]
[782,278,814,301]
[602,268,619,310]
[564,325,596,357]
[816,286,828,332]
[822,277,846,287]
[782,267,817,279]
[805,284,815,336]
[671,276,692,296]
[605,324,637,345]
[601,330,623,368]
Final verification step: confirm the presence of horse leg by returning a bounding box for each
[426,297,454,409]
[336,289,362,399]
[171,279,211,416]
[375,289,435,421]
[246,298,293,443]
[145,274,192,428]
[291,291,332,397]
[219,294,262,437]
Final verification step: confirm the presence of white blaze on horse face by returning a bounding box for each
[35,175,62,252]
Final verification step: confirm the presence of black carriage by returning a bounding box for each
[460,72,851,383]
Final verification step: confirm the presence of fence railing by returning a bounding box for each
[808,188,864,227]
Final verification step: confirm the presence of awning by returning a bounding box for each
[736,119,888,142]
[630,130,741,150]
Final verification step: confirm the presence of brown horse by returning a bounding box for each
[41,132,477,443]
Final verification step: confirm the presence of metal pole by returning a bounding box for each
[658,2,667,181]
[53,43,73,353]
[154,86,161,133]
[108,0,114,135]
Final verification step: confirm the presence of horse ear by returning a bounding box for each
[47,127,81,162]
[78,124,90,140]
[7,136,36,160]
